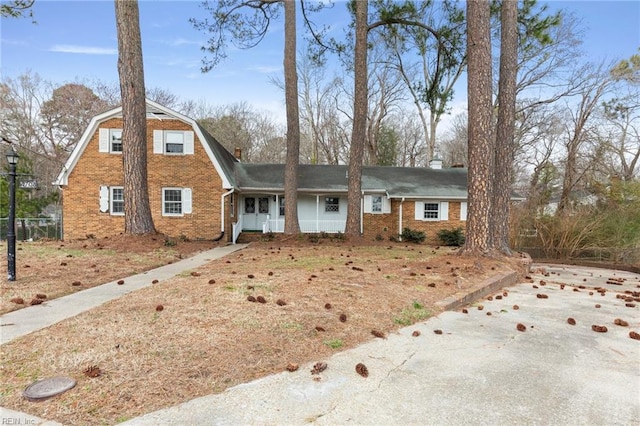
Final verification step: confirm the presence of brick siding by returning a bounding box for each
[62,118,228,241]
[363,199,467,245]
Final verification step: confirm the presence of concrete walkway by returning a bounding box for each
[0,244,248,345]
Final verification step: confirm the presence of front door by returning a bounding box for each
[243,196,270,231]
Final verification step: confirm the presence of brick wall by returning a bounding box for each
[62,118,228,241]
[363,199,467,245]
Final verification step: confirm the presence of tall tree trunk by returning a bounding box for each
[115,0,155,235]
[283,0,300,234]
[345,0,368,237]
[461,0,493,255]
[490,0,518,254]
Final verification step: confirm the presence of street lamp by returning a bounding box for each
[6,147,19,281]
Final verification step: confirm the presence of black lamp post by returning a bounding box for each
[6,147,19,281]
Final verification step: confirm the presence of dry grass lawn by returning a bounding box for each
[0,234,521,425]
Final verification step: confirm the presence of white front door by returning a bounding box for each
[243,196,270,231]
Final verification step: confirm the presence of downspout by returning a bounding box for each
[216,188,234,241]
[398,197,405,240]
[360,191,364,235]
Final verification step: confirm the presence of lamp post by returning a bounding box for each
[6,147,19,281]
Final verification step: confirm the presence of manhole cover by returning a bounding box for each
[23,376,76,401]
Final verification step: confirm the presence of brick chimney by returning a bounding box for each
[234,147,242,160]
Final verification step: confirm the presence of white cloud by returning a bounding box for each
[250,65,281,74]
[49,45,117,55]
[170,38,201,47]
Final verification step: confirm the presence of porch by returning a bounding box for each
[232,193,347,244]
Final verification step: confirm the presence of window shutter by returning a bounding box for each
[99,129,109,152]
[440,201,449,220]
[183,188,192,214]
[184,131,194,155]
[383,197,391,214]
[363,195,372,213]
[414,201,424,220]
[460,202,467,221]
[99,185,109,212]
[153,130,164,154]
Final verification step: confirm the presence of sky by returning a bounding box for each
[1,0,639,125]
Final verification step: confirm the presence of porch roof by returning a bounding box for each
[234,164,469,198]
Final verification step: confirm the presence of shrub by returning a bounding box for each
[437,227,465,246]
[401,227,426,244]
[438,227,464,247]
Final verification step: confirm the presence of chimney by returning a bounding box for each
[429,158,443,169]
[234,147,242,160]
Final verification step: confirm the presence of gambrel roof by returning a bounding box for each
[53,99,238,188]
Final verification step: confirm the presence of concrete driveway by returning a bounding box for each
[124,264,639,425]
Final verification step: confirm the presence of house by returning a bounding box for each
[55,99,471,245]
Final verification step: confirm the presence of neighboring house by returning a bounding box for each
[55,100,473,245]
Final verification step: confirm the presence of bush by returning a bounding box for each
[401,227,426,244]
[437,227,465,246]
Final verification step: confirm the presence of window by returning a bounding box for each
[325,197,339,213]
[372,196,383,213]
[165,131,185,154]
[110,187,124,215]
[153,130,194,155]
[424,203,440,219]
[110,129,122,153]
[163,188,183,215]
[279,197,285,216]
[414,201,448,221]
[258,197,269,214]
[245,197,255,214]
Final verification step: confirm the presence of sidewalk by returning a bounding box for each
[0,244,248,345]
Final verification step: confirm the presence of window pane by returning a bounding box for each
[258,197,269,214]
[372,196,382,212]
[279,197,285,216]
[164,189,182,214]
[111,187,124,214]
[111,129,122,152]
[424,203,439,219]
[165,131,184,153]
[245,198,255,214]
[325,197,339,212]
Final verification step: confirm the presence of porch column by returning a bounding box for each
[316,195,320,232]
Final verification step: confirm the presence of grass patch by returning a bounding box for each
[393,301,432,326]
[323,339,344,349]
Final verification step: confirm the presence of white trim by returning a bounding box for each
[110,186,125,216]
[440,201,449,220]
[460,201,467,221]
[162,187,185,217]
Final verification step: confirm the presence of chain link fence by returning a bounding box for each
[0,217,62,241]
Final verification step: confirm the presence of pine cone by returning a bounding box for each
[311,362,327,375]
[516,323,526,332]
[567,318,576,325]
[276,299,287,306]
[84,365,101,378]
[247,296,256,302]
[371,330,386,339]
[614,318,629,327]
[591,325,608,333]
[256,296,267,304]
[433,329,443,335]
[339,314,347,322]
[412,330,421,337]
[629,331,640,340]
[355,363,369,378]
[286,363,299,372]
[536,294,548,299]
